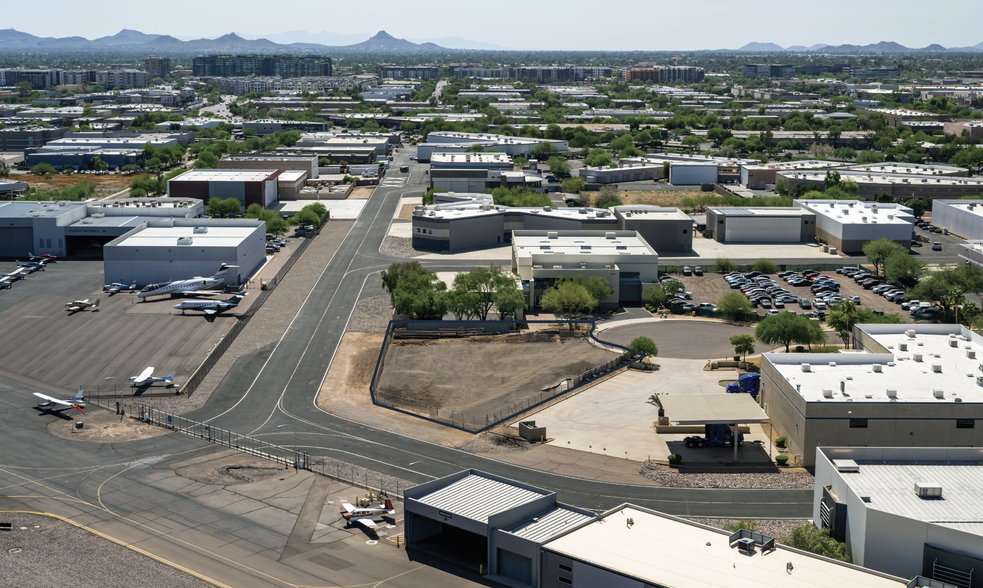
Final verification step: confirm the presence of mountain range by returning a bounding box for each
[736,40,983,52]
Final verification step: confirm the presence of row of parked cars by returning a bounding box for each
[725,269,868,320]
[266,236,285,255]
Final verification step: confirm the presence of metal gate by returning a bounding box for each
[498,548,532,585]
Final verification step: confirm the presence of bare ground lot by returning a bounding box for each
[376,333,617,420]
[617,190,708,207]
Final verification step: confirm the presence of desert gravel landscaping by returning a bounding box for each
[346,294,393,333]
[686,518,811,542]
[639,461,815,489]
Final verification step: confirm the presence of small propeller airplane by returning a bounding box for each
[173,292,246,316]
[29,253,57,263]
[129,367,176,387]
[65,298,99,312]
[0,270,28,282]
[34,389,85,414]
[16,260,47,271]
[104,281,137,294]
[339,494,395,531]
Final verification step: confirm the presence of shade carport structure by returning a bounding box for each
[659,394,769,461]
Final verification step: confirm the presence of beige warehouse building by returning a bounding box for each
[760,324,983,467]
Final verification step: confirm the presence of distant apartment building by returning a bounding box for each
[0,68,63,89]
[379,65,438,80]
[795,64,850,75]
[144,56,172,78]
[622,66,705,83]
[849,66,900,78]
[741,64,795,78]
[208,76,356,96]
[192,55,332,78]
[451,67,512,79]
[60,70,97,85]
[944,120,983,140]
[514,67,575,83]
[96,69,149,89]
[571,66,613,80]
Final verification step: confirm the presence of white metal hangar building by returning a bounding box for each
[102,219,266,288]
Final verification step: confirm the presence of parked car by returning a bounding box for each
[799,298,812,309]
[849,295,862,304]
[698,303,716,310]
[814,300,826,310]
[932,242,942,251]
[694,266,703,276]
[773,299,785,309]
[682,266,692,276]
[765,310,780,316]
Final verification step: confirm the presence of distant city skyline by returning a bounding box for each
[4,0,982,51]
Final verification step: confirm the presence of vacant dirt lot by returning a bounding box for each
[619,190,709,207]
[20,173,132,194]
[376,333,617,420]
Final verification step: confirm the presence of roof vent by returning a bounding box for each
[801,363,811,372]
[833,459,859,473]
[177,237,193,246]
[913,354,923,362]
[886,389,898,398]
[605,231,616,239]
[933,389,945,399]
[822,389,833,398]
[914,482,943,499]
[829,362,836,367]
[193,226,208,234]
[932,364,942,373]
[906,329,916,338]
[873,364,882,373]
[547,231,558,239]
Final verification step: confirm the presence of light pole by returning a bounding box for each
[277,424,298,466]
[409,460,430,478]
[104,376,119,410]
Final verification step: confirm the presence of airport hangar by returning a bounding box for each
[102,218,267,288]
[0,197,203,259]
[404,469,916,588]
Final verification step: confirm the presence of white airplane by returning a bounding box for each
[137,264,236,299]
[65,298,99,312]
[173,292,246,316]
[104,281,137,294]
[0,270,28,282]
[129,367,176,387]
[340,495,395,530]
[34,389,85,414]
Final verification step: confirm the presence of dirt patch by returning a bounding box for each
[347,187,374,199]
[174,451,291,486]
[315,332,474,446]
[46,406,171,443]
[457,430,534,454]
[22,173,132,195]
[638,461,815,489]
[397,203,417,220]
[376,334,617,420]
[618,190,708,208]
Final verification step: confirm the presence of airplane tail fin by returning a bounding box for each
[72,389,84,402]
[385,499,394,511]
[213,263,234,280]
[165,371,176,382]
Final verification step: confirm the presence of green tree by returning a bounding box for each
[884,249,924,284]
[642,284,669,309]
[292,208,320,227]
[718,291,753,318]
[827,300,860,346]
[626,336,658,358]
[583,148,614,168]
[302,201,328,219]
[530,142,558,159]
[862,238,905,277]
[266,216,289,237]
[581,276,615,304]
[393,269,448,320]
[755,313,813,353]
[730,334,755,362]
[875,193,894,203]
[716,258,736,273]
[546,156,571,177]
[493,280,526,319]
[206,197,242,217]
[451,265,512,321]
[539,280,597,319]
[465,144,485,153]
[594,185,622,209]
[90,155,109,172]
[446,288,480,320]
[911,264,983,314]
[856,151,885,165]
[15,81,33,96]
[31,163,56,176]
[783,525,850,562]
[561,177,586,195]
[381,261,425,306]
[774,178,790,196]
[661,279,684,298]
[751,258,778,274]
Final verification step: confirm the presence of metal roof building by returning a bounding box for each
[814,447,983,586]
[404,470,595,587]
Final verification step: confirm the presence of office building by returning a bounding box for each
[144,56,172,78]
[512,229,659,309]
[761,323,983,467]
[429,169,544,193]
[60,70,96,85]
[577,164,664,184]
[622,66,705,83]
[0,68,62,89]
[944,120,983,140]
[862,108,946,128]
[218,154,319,180]
[706,207,817,243]
[932,199,983,240]
[0,178,28,196]
[0,126,68,151]
[379,65,438,80]
[781,170,983,201]
[166,169,282,211]
[814,446,983,585]
[610,205,693,253]
[742,64,796,78]
[192,55,332,78]
[792,199,914,253]
[429,152,513,170]
[208,76,355,96]
[96,69,148,89]
[26,148,142,171]
[850,66,900,78]
[103,219,266,288]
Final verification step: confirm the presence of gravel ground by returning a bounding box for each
[346,295,394,333]
[638,462,815,489]
[0,513,213,588]
[117,221,354,414]
[686,518,811,541]
[379,235,421,258]
[457,430,535,454]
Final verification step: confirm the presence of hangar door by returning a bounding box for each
[498,549,532,585]
[0,227,33,258]
[725,217,800,243]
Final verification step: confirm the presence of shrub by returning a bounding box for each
[783,525,850,562]
[733,355,741,361]
[626,336,658,358]
[775,436,786,448]
[751,258,779,274]
[794,345,805,353]
[667,454,682,464]
[716,257,736,273]
[776,455,789,465]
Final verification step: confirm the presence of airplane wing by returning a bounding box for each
[131,367,154,383]
[204,309,218,315]
[338,500,357,514]
[354,517,378,529]
[33,393,69,405]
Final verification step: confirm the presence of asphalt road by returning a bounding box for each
[178,145,813,519]
[602,321,757,360]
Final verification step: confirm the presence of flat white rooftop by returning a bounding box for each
[416,203,614,222]
[513,230,656,258]
[708,206,812,217]
[821,448,983,536]
[113,226,259,248]
[786,171,983,188]
[767,325,983,403]
[169,169,279,183]
[611,205,691,221]
[846,162,965,176]
[742,160,841,171]
[795,200,915,225]
[430,152,511,164]
[544,506,907,588]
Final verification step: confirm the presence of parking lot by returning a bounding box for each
[666,267,915,322]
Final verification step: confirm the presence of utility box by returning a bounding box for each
[75,421,84,429]
[518,420,546,443]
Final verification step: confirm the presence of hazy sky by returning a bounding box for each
[6,0,982,50]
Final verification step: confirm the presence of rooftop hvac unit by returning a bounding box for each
[193,226,208,234]
[950,339,959,348]
[547,231,558,239]
[801,363,811,372]
[829,362,836,367]
[605,231,616,239]
[823,389,833,398]
[176,237,193,245]
[932,364,943,373]
[933,389,945,399]
[899,343,908,351]
[873,364,883,373]
[914,482,943,498]
[914,354,923,362]
[968,350,977,360]
[956,397,963,403]
[886,389,898,398]
[906,329,916,338]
